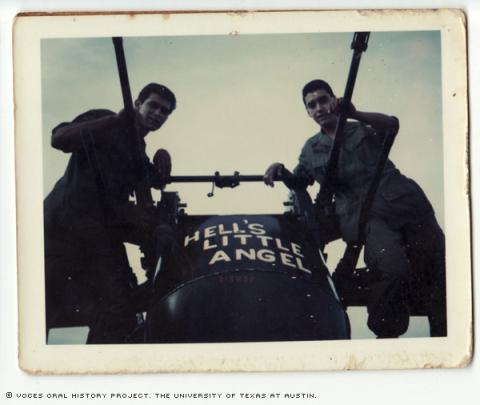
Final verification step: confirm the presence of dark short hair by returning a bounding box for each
[137,83,177,111]
[302,80,334,104]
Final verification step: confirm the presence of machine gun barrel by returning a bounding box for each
[168,173,309,190]
[316,32,370,209]
[112,37,153,207]
[169,175,263,183]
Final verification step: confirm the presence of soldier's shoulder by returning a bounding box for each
[344,121,369,136]
[303,131,324,147]
[71,109,116,123]
[343,121,374,148]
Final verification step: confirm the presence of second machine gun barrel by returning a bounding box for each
[167,172,310,189]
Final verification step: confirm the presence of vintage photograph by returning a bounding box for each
[14,10,470,373]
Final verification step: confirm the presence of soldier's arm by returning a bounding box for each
[350,110,399,133]
[332,98,399,133]
[51,110,125,153]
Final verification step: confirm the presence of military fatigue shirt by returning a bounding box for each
[294,121,434,241]
[44,109,163,251]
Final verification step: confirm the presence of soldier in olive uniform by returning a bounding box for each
[44,83,176,343]
[264,79,446,338]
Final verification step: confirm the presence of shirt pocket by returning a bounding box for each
[345,131,382,169]
[310,144,330,179]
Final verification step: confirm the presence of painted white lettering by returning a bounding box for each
[233,234,253,245]
[296,257,312,274]
[280,252,296,268]
[257,249,276,263]
[275,238,290,252]
[291,242,304,257]
[256,235,273,247]
[203,239,218,250]
[232,222,245,233]
[184,231,200,247]
[248,223,267,235]
[236,248,256,260]
[204,226,217,238]
[209,250,232,265]
[218,224,233,235]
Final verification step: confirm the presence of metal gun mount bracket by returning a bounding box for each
[208,171,241,197]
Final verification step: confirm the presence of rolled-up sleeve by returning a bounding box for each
[293,143,314,186]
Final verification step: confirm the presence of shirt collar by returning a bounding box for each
[312,129,334,147]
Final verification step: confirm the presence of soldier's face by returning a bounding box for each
[135,93,173,132]
[304,89,336,128]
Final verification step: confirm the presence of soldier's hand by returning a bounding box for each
[263,162,285,187]
[153,149,172,187]
[336,97,357,117]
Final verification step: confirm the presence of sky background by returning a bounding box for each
[41,30,442,341]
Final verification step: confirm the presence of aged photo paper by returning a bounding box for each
[14,9,471,373]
